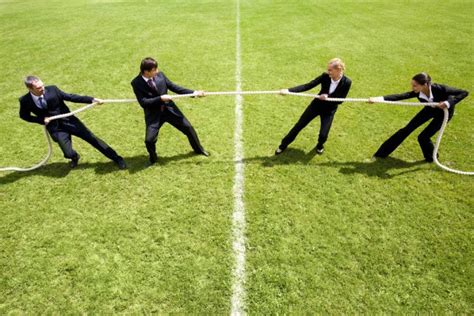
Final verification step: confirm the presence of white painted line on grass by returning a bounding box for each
[230,0,246,315]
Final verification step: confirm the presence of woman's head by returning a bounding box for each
[411,72,431,93]
[327,58,345,80]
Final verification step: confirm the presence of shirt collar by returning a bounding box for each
[419,85,433,101]
[331,76,342,84]
[142,75,153,82]
[30,92,45,101]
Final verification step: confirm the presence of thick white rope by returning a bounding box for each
[433,108,473,175]
[0,102,99,172]
[1,92,472,175]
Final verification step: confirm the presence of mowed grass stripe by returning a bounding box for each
[241,0,473,313]
[1,0,237,313]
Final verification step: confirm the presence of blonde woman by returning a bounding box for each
[276,58,352,155]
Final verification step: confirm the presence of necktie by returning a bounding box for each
[147,78,165,112]
[38,97,47,109]
[147,79,157,92]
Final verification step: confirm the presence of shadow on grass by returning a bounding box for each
[243,148,427,179]
[0,151,198,184]
[243,148,317,167]
[1,149,427,184]
[317,157,427,179]
[0,162,74,185]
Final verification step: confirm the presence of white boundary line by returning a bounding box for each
[230,0,246,314]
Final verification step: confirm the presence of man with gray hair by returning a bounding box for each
[19,76,127,169]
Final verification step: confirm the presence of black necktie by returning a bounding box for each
[38,97,47,109]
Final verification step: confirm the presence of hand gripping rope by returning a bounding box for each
[0,91,472,175]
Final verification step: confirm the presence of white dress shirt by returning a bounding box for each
[419,85,450,108]
[329,77,341,94]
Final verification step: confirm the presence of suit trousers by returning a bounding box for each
[374,106,454,160]
[144,109,204,155]
[280,101,337,149]
[49,117,121,162]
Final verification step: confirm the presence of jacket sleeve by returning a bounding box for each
[443,84,469,107]
[131,81,164,109]
[383,91,418,101]
[288,73,324,93]
[54,86,94,103]
[164,74,194,95]
[19,98,43,125]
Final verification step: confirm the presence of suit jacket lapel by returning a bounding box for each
[431,84,441,102]
[331,76,346,96]
[43,86,51,110]
[26,93,42,113]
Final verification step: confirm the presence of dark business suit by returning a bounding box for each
[19,85,123,162]
[374,83,469,161]
[279,72,352,149]
[130,72,205,156]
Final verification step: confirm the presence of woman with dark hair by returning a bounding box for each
[275,58,352,155]
[370,73,469,162]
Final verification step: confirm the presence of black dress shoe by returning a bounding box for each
[275,146,285,155]
[149,152,158,164]
[315,144,324,154]
[199,150,210,157]
[116,158,127,170]
[425,153,438,163]
[70,154,80,168]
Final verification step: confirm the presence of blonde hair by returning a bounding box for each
[328,58,345,72]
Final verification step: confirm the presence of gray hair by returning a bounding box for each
[24,75,40,88]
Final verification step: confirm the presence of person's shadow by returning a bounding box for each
[317,157,426,179]
[0,151,197,185]
[244,148,426,179]
[243,148,317,167]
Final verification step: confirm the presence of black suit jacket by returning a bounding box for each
[383,83,469,112]
[19,85,94,130]
[130,72,194,124]
[288,72,352,110]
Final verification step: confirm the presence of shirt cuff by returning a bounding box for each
[372,96,385,102]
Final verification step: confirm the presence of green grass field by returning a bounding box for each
[1,0,473,313]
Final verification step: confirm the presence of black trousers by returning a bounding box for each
[144,109,204,155]
[280,101,337,149]
[48,117,122,162]
[374,106,454,160]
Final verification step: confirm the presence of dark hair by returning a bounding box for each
[140,57,158,74]
[24,75,40,88]
[412,72,431,85]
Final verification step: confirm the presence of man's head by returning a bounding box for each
[24,75,45,96]
[140,57,159,78]
[327,58,345,80]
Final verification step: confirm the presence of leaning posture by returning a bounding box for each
[19,76,126,169]
[131,57,209,165]
[276,58,352,155]
[370,73,468,162]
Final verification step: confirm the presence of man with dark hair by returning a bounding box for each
[131,57,209,164]
[19,76,127,169]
